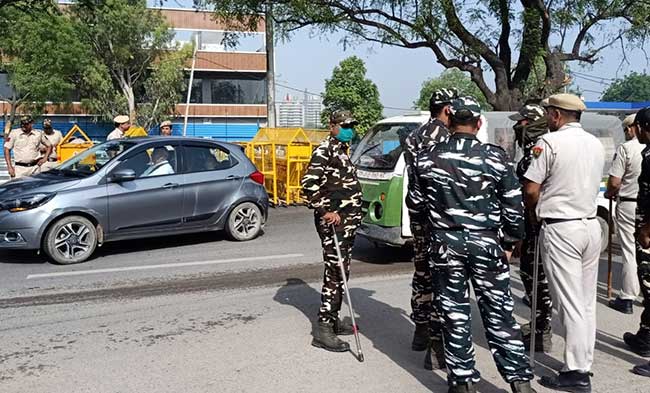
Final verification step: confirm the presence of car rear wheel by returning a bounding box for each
[226,202,262,241]
[43,216,98,265]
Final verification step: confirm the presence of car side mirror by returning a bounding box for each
[109,169,136,183]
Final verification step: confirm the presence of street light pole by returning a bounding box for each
[265,2,276,128]
[183,34,199,137]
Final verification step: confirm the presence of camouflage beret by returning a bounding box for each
[509,104,545,122]
[43,118,53,128]
[330,110,358,126]
[429,88,458,106]
[636,107,650,129]
[20,115,33,125]
[542,93,586,112]
[450,96,482,120]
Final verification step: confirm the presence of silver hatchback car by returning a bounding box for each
[0,137,268,264]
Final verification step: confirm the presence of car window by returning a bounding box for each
[183,145,238,173]
[113,144,178,178]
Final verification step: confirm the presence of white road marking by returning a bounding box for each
[26,253,305,279]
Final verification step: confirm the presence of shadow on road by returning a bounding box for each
[273,278,509,392]
[352,237,413,265]
[0,250,44,264]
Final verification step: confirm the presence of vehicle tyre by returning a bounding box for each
[43,216,98,265]
[596,214,609,254]
[226,202,262,241]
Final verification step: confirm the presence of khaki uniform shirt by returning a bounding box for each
[609,137,644,199]
[524,122,605,219]
[42,129,63,160]
[5,128,51,164]
[106,128,124,141]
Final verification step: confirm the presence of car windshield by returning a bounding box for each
[51,140,136,177]
[351,122,421,170]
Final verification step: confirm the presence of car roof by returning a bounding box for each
[124,136,240,148]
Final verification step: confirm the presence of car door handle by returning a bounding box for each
[162,183,180,189]
[226,175,238,179]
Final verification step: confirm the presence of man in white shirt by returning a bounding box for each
[605,113,644,314]
[142,147,174,177]
[523,93,605,393]
[107,115,130,141]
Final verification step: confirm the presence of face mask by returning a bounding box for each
[336,127,355,143]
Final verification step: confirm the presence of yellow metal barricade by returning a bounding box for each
[57,124,94,163]
[245,128,328,205]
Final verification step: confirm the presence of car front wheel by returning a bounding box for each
[226,202,262,241]
[43,216,98,265]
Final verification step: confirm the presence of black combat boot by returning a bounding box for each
[412,323,429,351]
[447,382,477,393]
[624,329,650,357]
[539,370,591,392]
[312,322,350,352]
[510,380,537,393]
[608,297,633,314]
[522,323,552,352]
[333,318,355,336]
[632,362,650,377]
[423,339,446,370]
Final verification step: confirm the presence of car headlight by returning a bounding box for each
[0,193,56,212]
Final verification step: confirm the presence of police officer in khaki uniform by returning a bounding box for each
[524,94,605,392]
[3,115,52,179]
[39,119,64,172]
[107,115,130,140]
[605,113,643,314]
[159,120,173,136]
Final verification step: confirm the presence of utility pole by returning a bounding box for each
[265,1,276,128]
[183,34,199,137]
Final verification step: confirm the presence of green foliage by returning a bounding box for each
[601,72,650,102]
[414,69,490,111]
[321,56,383,135]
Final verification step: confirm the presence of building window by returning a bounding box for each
[210,78,266,105]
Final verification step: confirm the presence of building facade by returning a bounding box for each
[276,93,324,129]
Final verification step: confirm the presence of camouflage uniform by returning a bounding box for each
[302,114,363,325]
[407,97,533,387]
[403,88,455,341]
[511,105,553,335]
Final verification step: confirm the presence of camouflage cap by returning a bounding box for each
[429,88,458,106]
[43,118,53,129]
[450,96,482,120]
[636,107,650,129]
[20,115,33,125]
[509,104,545,122]
[330,110,358,126]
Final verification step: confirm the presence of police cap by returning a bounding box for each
[623,113,637,128]
[160,120,173,128]
[330,110,358,127]
[509,104,545,122]
[636,107,650,130]
[113,115,130,124]
[541,93,586,112]
[450,96,482,120]
[20,115,33,125]
[429,88,458,106]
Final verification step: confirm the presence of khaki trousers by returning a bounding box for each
[39,160,59,172]
[14,164,39,178]
[615,201,640,300]
[539,218,601,372]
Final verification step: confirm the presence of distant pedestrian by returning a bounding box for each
[40,119,64,172]
[301,110,363,353]
[605,113,643,314]
[159,120,173,136]
[107,115,130,140]
[3,115,52,179]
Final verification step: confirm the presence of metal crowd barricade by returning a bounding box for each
[245,127,328,205]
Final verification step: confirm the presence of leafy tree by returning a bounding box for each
[321,56,382,135]
[71,0,191,129]
[414,69,490,111]
[601,72,650,102]
[205,0,650,110]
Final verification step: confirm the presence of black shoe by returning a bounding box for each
[632,362,650,377]
[510,380,537,393]
[522,324,553,353]
[423,339,446,370]
[448,382,477,393]
[539,370,591,392]
[624,331,650,357]
[412,323,429,351]
[333,318,355,336]
[608,297,633,314]
[522,294,531,308]
[311,322,350,352]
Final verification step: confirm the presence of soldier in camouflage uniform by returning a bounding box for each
[510,104,553,352]
[624,107,650,377]
[301,110,364,353]
[403,88,456,369]
[407,97,535,393]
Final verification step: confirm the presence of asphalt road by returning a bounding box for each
[1,207,646,393]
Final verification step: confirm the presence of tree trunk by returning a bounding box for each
[125,85,136,125]
[3,98,18,137]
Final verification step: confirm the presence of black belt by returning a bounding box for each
[15,161,37,167]
[619,197,637,202]
[543,217,596,225]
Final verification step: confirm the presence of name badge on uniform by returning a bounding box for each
[532,146,543,158]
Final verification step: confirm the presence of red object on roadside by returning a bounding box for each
[250,171,264,185]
